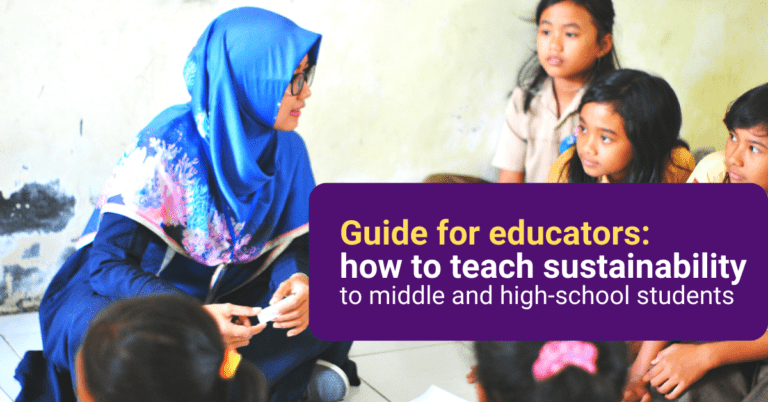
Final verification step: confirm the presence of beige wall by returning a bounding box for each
[1,0,765,313]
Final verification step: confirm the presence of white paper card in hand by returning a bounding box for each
[257,294,295,323]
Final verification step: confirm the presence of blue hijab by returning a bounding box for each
[80,8,322,266]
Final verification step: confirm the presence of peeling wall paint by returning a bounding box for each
[1,264,44,313]
[21,243,40,259]
[1,0,767,314]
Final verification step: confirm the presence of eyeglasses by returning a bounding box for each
[290,65,315,96]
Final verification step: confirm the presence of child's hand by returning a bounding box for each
[622,379,651,402]
[643,343,713,400]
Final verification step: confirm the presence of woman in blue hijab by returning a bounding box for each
[15,7,354,402]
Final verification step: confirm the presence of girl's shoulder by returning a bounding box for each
[670,146,697,169]
[663,146,697,183]
[686,151,727,183]
[507,78,554,116]
[520,76,554,99]
[696,150,726,166]
[547,146,575,183]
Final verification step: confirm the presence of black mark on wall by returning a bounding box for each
[21,243,41,259]
[0,181,76,236]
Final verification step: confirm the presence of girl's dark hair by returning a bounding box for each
[720,82,768,183]
[80,294,268,402]
[474,341,628,402]
[723,83,768,133]
[518,0,620,112]
[566,69,689,183]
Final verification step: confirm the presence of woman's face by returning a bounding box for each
[274,55,312,132]
[725,125,768,192]
[576,102,634,182]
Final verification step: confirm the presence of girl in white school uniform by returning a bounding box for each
[492,0,619,183]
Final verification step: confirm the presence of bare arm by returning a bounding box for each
[498,169,524,183]
[701,328,768,368]
[646,328,768,399]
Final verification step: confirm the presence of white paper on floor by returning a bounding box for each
[409,385,470,402]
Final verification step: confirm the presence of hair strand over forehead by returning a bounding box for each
[567,69,689,183]
[724,82,768,135]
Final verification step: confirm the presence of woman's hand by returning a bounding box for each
[203,303,267,349]
[643,343,713,400]
[270,273,309,337]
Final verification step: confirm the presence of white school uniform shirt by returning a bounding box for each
[491,78,586,183]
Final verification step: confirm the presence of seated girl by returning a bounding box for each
[624,83,768,402]
[474,341,628,402]
[547,69,695,183]
[426,0,620,184]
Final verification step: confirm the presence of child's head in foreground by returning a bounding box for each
[76,294,268,402]
[474,341,628,402]
[566,69,689,183]
[722,82,768,191]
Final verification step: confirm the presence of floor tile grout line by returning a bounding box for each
[0,385,13,402]
[359,378,392,402]
[0,334,22,359]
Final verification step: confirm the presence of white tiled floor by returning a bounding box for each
[0,312,476,401]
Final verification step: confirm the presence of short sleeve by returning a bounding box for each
[491,88,528,172]
[686,151,727,183]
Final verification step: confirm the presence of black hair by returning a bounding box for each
[79,294,268,402]
[720,82,768,183]
[518,0,620,112]
[724,83,768,133]
[474,341,628,402]
[565,69,689,183]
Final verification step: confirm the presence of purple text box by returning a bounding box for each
[309,183,768,341]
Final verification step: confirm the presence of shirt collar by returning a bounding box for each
[540,78,588,128]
